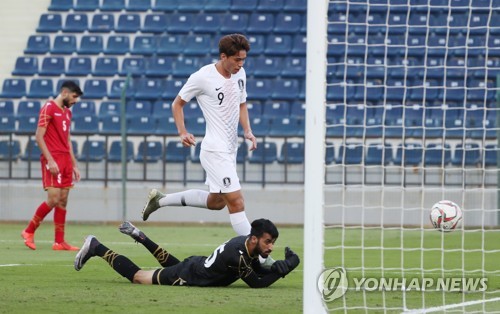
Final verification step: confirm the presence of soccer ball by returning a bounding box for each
[429,200,463,232]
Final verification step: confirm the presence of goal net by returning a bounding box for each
[305,0,500,312]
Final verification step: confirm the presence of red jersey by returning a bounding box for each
[38,100,72,155]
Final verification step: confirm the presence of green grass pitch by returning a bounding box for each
[1,222,499,313]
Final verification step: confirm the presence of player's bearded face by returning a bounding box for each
[63,92,79,108]
[255,233,275,258]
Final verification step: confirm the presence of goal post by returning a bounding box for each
[303,0,328,312]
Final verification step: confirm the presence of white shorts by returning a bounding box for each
[200,149,241,194]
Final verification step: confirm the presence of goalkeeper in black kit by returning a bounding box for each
[74,219,300,288]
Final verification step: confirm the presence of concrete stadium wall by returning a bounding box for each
[0,181,497,228]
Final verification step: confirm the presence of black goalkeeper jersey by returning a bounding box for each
[169,236,282,288]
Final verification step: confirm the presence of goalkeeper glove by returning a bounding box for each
[271,247,300,277]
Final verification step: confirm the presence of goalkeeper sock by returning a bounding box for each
[95,243,140,282]
[141,237,180,267]
[159,189,209,208]
[25,202,53,234]
[230,211,251,236]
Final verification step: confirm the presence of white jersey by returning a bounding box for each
[178,63,247,153]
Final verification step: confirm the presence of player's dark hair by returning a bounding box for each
[60,80,83,96]
[250,219,279,239]
[219,34,250,57]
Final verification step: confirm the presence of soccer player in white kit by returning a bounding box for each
[142,34,261,242]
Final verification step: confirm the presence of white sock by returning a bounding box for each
[158,190,209,208]
[229,211,251,236]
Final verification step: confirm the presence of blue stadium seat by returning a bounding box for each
[247,35,266,55]
[220,13,249,34]
[484,144,498,167]
[78,35,103,54]
[100,0,125,11]
[246,101,263,119]
[12,57,38,76]
[152,100,172,118]
[281,56,306,78]
[154,116,178,136]
[177,0,206,12]
[393,143,423,166]
[0,100,14,117]
[186,116,206,137]
[230,0,257,12]
[74,0,99,11]
[24,35,50,54]
[90,14,115,33]
[166,13,195,33]
[165,141,190,163]
[183,102,202,119]
[78,140,105,162]
[127,115,155,135]
[63,13,88,33]
[283,0,306,12]
[143,14,167,33]
[116,14,141,33]
[67,57,92,76]
[51,35,77,54]
[72,114,99,135]
[0,140,21,161]
[28,79,54,99]
[365,143,393,165]
[247,13,274,33]
[131,36,157,55]
[0,116,16,133]
[134,78,162,100]
[146,56,174,77]
[120,57,146,76]
[126,100,152,117]
[157,35,185,55]
[452,143,481,166]
[16,116,38,135]
[100,115,121,135]
[384,104,404,138]
[444,106,465,139]
[162,79,185,99]
[72,101,96,118]
[246,79,273,101]
[278,142,304,164]
[236,141,248,164]
[39,57,65,76]
[465,105,485,138]
[265,35,292,56]
[93,57,119,76]
[183,35,212,56]
[268,117,302,137]
[37,14,62,32]
[83,79,108,99]
[404,104,424,138]
[108,79,134,99]
[261,101,290,118]
[21,139,42,161]
[135,140,163,163]
[126,0,150,11]
[99,101,121,119]
[336,143,363,164]
[105,35,130,54]
[48,0,73,11]
[274,13,301,34]
[424,143,451,166]
[271,79,300,100]
[257,0,284,12]
[467,79,495,102]
[152,0,178,11]
[289,101,305,119]
[17,100,40,118]
[248,142,277,164]
[251,56,282,78]
[193,13,223,33]
[325,143,335,165]
[108,140,134,163]
[1,79,27,98]
[204,0,230,12]
[172,57,200,77]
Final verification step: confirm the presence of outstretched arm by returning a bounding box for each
[172,95,196,147]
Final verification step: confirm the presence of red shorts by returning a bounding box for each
[41,153,74,190]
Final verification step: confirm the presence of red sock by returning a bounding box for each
[25,202,53,234]
[54,207,66,243]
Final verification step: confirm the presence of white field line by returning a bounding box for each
[403,296,500,314]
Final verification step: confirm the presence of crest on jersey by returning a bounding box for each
[238,79,244,91]
[223,177,231,188]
